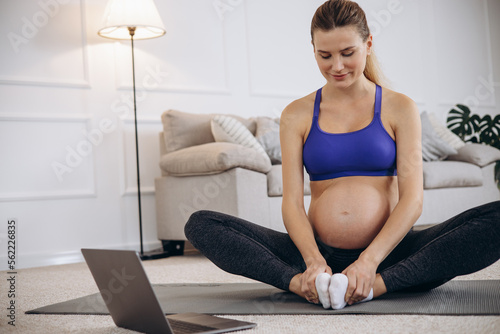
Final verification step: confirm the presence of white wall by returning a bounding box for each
[0,0,499,269]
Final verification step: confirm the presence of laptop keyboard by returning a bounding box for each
[169,318,218,334]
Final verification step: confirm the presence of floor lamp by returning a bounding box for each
[98,0,168,260]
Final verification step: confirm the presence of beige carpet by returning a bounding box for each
[1,253,499,334]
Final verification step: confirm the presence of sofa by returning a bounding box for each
[154,109,500,253]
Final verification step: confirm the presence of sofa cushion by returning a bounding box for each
[423,161,482,189]
[267,165,311,197]
[447,143,500,167]
[255,117,282,165]
[161,110,256,153]
[211,115,270,164]
[426,112,466,150]
[159,142,272,176]
[421,112,458,161]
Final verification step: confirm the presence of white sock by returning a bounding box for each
[329,274,374,309]
[358,289,373,304]
[315,273,331,309]
[329,273,348,310]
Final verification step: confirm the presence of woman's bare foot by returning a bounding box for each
[289,273,318,303]
[373,274,388,298]
[289,273,304,296]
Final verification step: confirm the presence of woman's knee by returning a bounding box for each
[476,200,500,218]
[477,201,500,233]
[184,210,215,242]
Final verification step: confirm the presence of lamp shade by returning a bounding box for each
[98,0,166,40]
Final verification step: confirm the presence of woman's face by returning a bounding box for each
[312,26,372,88]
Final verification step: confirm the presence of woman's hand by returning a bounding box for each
[300,258,332,304]
[341,256,377,305]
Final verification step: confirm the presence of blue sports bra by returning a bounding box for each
[303,85,397,181]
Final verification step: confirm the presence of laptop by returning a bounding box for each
[81,248,257,334]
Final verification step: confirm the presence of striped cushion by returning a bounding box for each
[211,115,270,163]
[427,112,465,150]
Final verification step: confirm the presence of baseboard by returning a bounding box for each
[0,240,163,270]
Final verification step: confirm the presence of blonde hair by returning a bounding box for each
[311,0,388,87]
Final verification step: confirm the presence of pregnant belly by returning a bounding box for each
[308,177,397,249]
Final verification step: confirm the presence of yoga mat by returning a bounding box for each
[26,280,500,316]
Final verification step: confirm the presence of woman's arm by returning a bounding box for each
[342,93,423,303]
[280,101,332,303]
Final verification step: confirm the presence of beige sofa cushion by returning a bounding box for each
[267,165,311,197]
[421,112,457,161]
[266,162,483,193]
[161,110,256,153]
[426,112,466,150]
[255,117,282,165]
[211,115,271,164]
[423,161,482,189]
[447,143,500,167]
[160,142,272,176]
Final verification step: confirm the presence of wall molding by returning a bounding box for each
[248,89,308,99]
[123,186,156,196]
[0,0,90,89]
[0,112,91,122]
[482,0,496,107]
[436,0,496,108]
[0,239,162,270]
[121,116,162,124]
[243,1,323,100]
[113,57,231,94]
[113,14,231,96]
[0,189,96,203]
[438,99,496,109]
[0,112,97,202]
[118,83,231,95]
[118,117,162,197]
[0,76,91,89]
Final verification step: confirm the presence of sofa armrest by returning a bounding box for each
[447,143,500,167]
[423,161,483,189]
[159,142,272,176]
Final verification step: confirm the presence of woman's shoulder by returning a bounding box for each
[382,86,417,109]
[280,91,318,139]
[281,91,316,125]
[381,86,420,132]
[381,86,419,118]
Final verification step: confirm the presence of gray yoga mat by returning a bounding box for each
[26,280,500,316]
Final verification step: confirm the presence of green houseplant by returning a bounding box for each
[447,104,500,187]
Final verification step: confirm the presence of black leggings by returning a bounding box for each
[184,201,500,293]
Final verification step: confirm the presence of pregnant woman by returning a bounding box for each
[184,0,500,309]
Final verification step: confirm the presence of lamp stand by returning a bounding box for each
[128,27,170,261]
